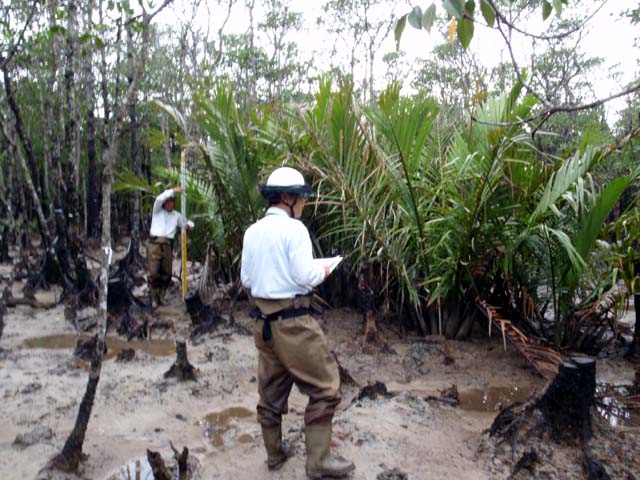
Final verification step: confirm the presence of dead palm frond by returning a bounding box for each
[478,301,565,379]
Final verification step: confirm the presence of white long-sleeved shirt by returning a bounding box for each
[241,207,326,299]
[149,189,194,239]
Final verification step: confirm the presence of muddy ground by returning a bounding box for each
[0,266,638,480]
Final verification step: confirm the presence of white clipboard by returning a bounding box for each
[312,255,343,274]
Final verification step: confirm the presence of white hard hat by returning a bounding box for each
[259,167,313,199]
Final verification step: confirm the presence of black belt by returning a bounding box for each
[250,307,309,341]
[150,236,174,246]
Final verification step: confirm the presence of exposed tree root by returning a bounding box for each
[185,289,222,337]
[356,381,393,401]
[117,304,153,341]
[146,443,190,480]
[170,441,189,480]
[74,335,106,362]
[146,449,172,480]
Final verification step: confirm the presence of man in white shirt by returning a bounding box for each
[146,187,194,308]
[241,167,355,479]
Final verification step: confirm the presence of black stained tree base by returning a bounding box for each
[534,357,596,441]
[489,356,612,480]
[49,341,104,472]
[164,338,197,382]
[185,289,221,338]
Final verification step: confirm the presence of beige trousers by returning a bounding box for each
[146,238,173,289]
[253,298,341,428]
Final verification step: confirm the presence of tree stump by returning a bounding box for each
[186,289,222,338]
[185,289,205,323]
[170,441,189,480]
[164,338,196,381]
[535,356,596,442]
[146,449,171,480]
[487,356,612,479]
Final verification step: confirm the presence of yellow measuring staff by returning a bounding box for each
[180,150,188,301]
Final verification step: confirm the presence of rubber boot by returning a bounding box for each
[261,424,289,471]
[305,424,355,479]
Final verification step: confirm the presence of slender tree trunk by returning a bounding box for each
[2,66,42,203]
[45,2,64,207]
[0,153,14,263]
[161,114,172,168]
[49,4,172,471]
[110,13,124,243]
[99,0,110,145]
[37,85,52,214]
[126,0,142,264]
[247,0,257,102]
[631,293,640,356]
[0,113,70,286]
[65,0,81,230]
[16,158,30,264]
[85,0,100,239]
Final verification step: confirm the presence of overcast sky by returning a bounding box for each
[157,0,638,121]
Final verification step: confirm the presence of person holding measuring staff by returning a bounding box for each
[146,186,194,308]
[241,167,354,478]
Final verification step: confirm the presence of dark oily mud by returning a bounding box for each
[458,385,533,412]
[202,407,255,447]
[22,334,176,358]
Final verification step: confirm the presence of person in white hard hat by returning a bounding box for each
[146,187,194,308]
[241,167,355,479]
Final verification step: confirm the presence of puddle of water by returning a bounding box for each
[596,385,640,428]
[458,385,532,412]
[237,434,254,444]
[203,407,254,447]
[23,335,176,359]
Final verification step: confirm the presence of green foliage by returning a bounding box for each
[396,0,570,49]
[422,4,437,32]
[129,75,636,349]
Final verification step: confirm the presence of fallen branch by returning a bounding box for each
[477,301,564,379]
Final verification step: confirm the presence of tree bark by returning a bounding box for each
[629,293,640,358]
[65,0,81,230]
[49,3,174,471]
[146,450,172,480]
[161,114,172,168]
[126,0,142,265]
[85,0,100,239]
[535,357,596,442]
[2,65,43,204]
[0,156,14,263]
